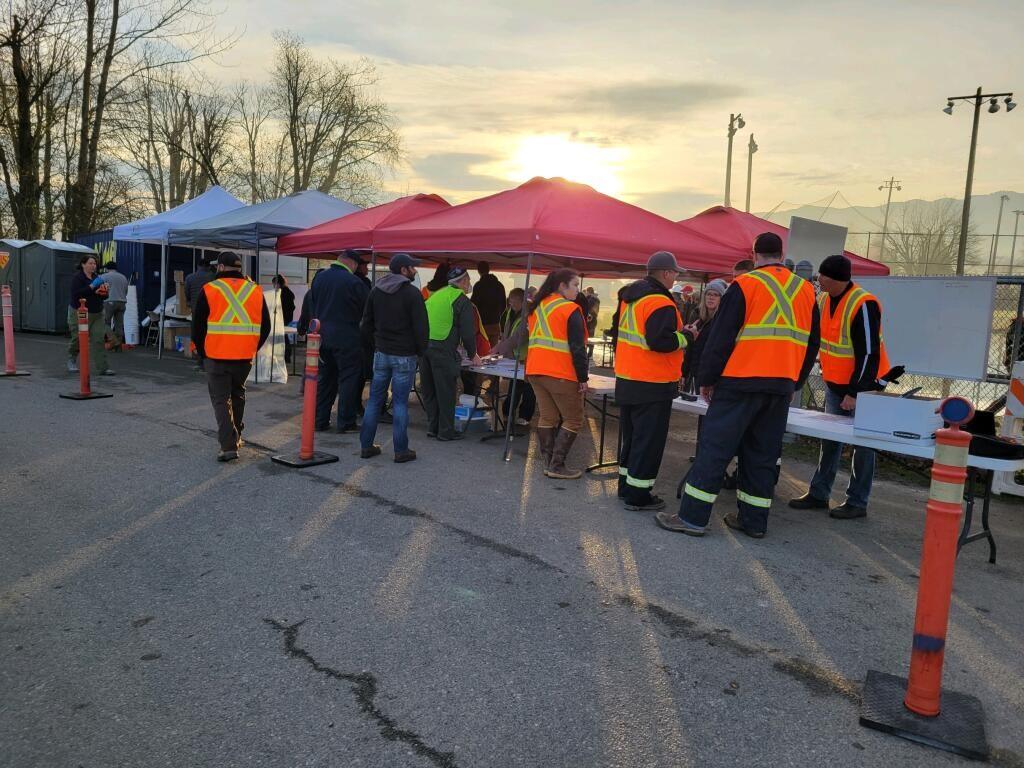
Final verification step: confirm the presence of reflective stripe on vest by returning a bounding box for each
[425,285,463,341]
[526,295,581,381]
[818,284,891,385]
[613,292,685,384]
[203,278,262,360]
[721,266,816,381]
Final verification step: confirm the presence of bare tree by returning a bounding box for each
[270,32,400,205]
[881,200,981,276]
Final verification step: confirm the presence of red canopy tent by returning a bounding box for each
[678,205,890,276]
[276,193,451,256]
[373,177,742,277]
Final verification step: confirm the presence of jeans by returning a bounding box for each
[809,388,875,509]
[360,352,417,452]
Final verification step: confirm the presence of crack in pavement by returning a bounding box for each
[264,618,458,768]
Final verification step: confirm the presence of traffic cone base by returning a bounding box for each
[59,391,113,400]
[860,670,988,760]
[0,370,30,377]
[270,451,339,468]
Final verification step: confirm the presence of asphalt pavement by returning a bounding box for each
[2,335,1023,768]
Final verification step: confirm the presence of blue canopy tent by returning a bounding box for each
[167,190,360,380]
[112,186,245,358]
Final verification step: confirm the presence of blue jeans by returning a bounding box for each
[809,388,874,508]
[360,352,417,452]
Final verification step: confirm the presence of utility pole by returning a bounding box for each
[990,194,1010,273]
[724,113,745,207]
[745,134,758,213]
[943,87,1016,275]
[1011,210,1023,275]
[877,177,902,261]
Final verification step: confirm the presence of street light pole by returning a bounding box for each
[878,176,902,262]
[944,86,1016,275]
[990,193,1010,273]
[724,113,745,207]
[1011,210,1023,275]
[745,134,758,213]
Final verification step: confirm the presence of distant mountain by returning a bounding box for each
[759,191,1024,237]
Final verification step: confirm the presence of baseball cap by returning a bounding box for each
[647,251,686,273]
[217,251,242,267]
[389,253,421,273]
[753,232,784,256]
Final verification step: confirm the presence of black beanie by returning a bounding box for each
[818,254,851,282]
[753,232,783,256]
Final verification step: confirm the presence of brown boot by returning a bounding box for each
[545,428,582,479]
[536,426,556,467]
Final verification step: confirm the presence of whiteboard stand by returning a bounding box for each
[992,361,1024,497]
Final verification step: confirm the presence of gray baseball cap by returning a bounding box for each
[647,250,686,273]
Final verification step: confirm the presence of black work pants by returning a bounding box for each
[316,342,363,430]
[420,346,460,439]
[206,359,252,452]
[679,388,790,534]
[617,399,673,505]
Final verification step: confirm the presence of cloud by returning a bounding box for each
[412,152,509,192]
[573,80,746,118]
[629,188,720,220]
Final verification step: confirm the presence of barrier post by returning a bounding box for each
[0,284,29,377]
[60,299,112,401]
[271,320,338,468]
[859,397,988,760]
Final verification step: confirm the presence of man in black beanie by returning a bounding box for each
[789,254,893,520]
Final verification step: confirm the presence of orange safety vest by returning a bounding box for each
[526,294,584,381]
[614,293,684,383]
[202,277,263,360]
[472,302,491,356]
[721,265,815,381]
[818,283,891,386]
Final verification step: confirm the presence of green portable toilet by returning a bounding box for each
[0,238,27,330]
[20,240,98,333]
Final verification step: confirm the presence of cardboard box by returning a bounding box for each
[853,391,942,444]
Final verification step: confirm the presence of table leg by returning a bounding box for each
[586,394,618,473]
[958,468,998,564]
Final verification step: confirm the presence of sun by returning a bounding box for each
[509,134,628,198]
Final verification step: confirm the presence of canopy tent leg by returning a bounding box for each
[158,242,167,360]
[503,253,533,462]
[268,242,280,385]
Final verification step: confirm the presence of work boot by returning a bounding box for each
[360,445,382,459]
[788,493,830,510]
[655,510,706,536]
[536,426,556,467]
[99,369,116,376]
[723,512,765,539]
[830,503,867,520]
[545,429,582,479]
[67,358,79,373]
[623,494,666,512]
[217,450,238,462]
[394,449,417,463]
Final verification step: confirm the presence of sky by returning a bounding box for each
[209,0,1024,220]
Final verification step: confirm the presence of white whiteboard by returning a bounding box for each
[788,217,848,273]
[858,276,995,381]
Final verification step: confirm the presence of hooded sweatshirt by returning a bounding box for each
[360,271,429,357]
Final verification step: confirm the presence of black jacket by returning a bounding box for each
[69,270,105,314]
[824,283,882,397]
[279,285,296,324]
[308,263,370,349]
[191,271,272,361]
[185,267,216,311]
[614,276,690,405]
[471,273,507,326]
[698,267,821,395]
[361,272,429,357]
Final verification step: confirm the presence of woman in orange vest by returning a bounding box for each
[525,268,590,479]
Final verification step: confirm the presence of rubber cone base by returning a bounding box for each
[0,370,30,376]
[270,451,339,468]
[59,391,113,400]
[860,670,988,761]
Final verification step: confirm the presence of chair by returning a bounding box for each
[145,312,161,348]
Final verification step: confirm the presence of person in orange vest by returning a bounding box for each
[191,252,271,462]
[789,254,892,520]
[525,268,590,479]
[657,233,820,538]
[615,251,690,511]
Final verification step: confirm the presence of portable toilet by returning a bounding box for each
[0,238,28,330]
[20,240,98,333]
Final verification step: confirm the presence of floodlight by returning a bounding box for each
[943,101,954,115]
[988,98,1000,113]
[1006,96,1017,112]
